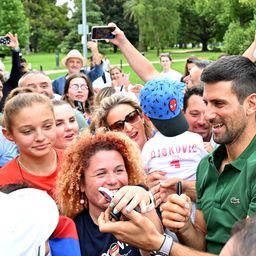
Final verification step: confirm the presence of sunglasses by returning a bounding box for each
[109,109,141,131]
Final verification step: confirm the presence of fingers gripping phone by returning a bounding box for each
[0,36,10,45]
[74,100,85,114]
[98,187,122,221]
[91,26,115,40]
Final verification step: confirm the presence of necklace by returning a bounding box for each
[17,150,57,177]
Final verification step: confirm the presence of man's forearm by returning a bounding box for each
[242,41,256,62]
[91,50,102,65]
[183,180,196,201]
[171,242,216,256]
[176,220,206,251]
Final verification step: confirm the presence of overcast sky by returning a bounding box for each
[56,0,74,8]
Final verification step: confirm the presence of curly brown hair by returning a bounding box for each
[56,129,146,218]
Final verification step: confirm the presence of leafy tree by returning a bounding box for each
[59,0,103,53]
[22,0,70,52]
[240,0,256,7]
[95,0,139,52]
[124,0,180,55]
[0,0,29,54]
[178,0,229,51]
[220,0,256,54]
[221,0,254,26]
[222,15,256,54]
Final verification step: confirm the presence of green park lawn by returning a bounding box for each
[2,48,222,84]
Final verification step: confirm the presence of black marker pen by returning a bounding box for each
[176,181,182,196]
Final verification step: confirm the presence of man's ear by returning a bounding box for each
[245,93,256,116]
[2,127,14,142]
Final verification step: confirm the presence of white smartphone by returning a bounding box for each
[98,187,122,220]
[91,26,115,40]
[98,187,114,202]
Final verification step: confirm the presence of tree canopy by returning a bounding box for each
[0,0,29,54]
[0,0,256,54]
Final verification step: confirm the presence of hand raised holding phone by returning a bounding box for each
[91,26,116,40]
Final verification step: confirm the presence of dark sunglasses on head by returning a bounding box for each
[109,109,141,131]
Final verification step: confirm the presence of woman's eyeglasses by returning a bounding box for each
[109,109,141,131]
[70,84,88,91]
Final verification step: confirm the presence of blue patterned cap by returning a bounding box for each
[139,78,188,136]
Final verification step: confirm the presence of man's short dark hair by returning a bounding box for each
[183,86,204,112]
[231,215,256,256]
[201,56,256,103]
[194,60,213,70]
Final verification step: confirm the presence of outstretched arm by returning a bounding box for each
[243,32,256,62]
[108,23,161,82]
[88,41,102,65]
[98,208,216,256]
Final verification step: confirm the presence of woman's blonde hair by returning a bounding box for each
[3,92,53,132]
[56,129,146,218]
[90,93,153,139]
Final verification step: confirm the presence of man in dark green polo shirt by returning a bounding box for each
[159,55,256,255]
[97,29,256,256]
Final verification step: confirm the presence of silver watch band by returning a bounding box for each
[150,233,173,256]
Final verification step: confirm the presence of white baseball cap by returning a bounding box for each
[0,188,59,256]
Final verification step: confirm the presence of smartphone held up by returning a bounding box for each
[0,36,10,45]
[91,26,115,40]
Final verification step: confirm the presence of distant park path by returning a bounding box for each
[44,58,187,75]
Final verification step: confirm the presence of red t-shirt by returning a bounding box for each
[0,149,63,199]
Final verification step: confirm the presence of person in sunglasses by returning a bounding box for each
[62,73,94,124]
[90,93,154,150]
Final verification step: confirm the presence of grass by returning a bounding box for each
[2,47,223,84]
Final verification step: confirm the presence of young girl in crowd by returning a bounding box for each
[110,66,142,97]
[56,129,162,256]
[90,93,154,150]
[52,100,79,150]
[62,73,94,124]
[0,92,62,198]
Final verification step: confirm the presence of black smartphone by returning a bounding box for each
[0,36,10,45]
[74,100,85,114]
[91,26,115,40]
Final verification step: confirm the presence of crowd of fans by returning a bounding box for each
[1,24,256,256]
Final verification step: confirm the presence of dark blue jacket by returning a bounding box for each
[52,63,103,95]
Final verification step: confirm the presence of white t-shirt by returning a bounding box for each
[161,69,183,82]
[92,71,112,91]
[141,131,207,181]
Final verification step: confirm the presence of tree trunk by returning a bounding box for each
[201,39,208,51]
[113,45,118,53]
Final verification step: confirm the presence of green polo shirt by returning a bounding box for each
[196,136,256,254]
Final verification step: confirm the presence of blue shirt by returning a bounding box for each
[0,126,19,167]
[52,64,103,95]
[74,210,141,256]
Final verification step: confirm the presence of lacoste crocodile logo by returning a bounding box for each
[230,197,240,205]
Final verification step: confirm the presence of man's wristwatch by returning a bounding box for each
[150,234,173,256]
